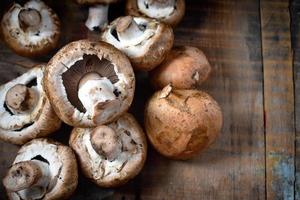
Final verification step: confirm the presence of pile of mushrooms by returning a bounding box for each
[0,0,224,198]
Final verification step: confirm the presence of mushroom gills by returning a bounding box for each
[138,0,176,18]
[114,16,155,47]
[62,54,120,113]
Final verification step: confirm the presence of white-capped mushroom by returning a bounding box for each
[70,113,147,187]
[44,40,135,127]
[1,0,61,57]
[3,139,78,200]
[126,0,185,27]
[101,16,174,71]
[0,65,61,145]
[75,0,119,31]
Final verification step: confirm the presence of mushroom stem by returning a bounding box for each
[5,84,38,114]
[116,16,144,44]
[146,0,175,8]
[85,4,109,31]
[18,8,41,32]
[3,160,50,193]
[90,126,122,161]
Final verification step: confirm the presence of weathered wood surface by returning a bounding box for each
[0,0,298,199]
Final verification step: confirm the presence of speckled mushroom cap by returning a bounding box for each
[69,113,147,187]
[150,46,212,89]
[75,0,119,4]
[44,40,135,127]
[144,85,223,160]
[1,0,60,57]
[0,65,61,145]
[3,139,78,200]
[101,16,173,71]
[126,0,185,27]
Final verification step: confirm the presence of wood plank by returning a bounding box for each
[290,0,300,199]
[115,0,266,199]
[260,0,295,199]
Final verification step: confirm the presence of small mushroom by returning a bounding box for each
[75,0,120,31]
[102,16,174,71]
[1,0,61,57]
[44,40,135,127]
[144,85,223,160]
[3,139,78,200]
[69,113,147,187]
[150,46,212,89]
[126,0,185,27]
[0,65,61,145]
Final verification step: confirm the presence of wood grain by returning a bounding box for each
[260,0,295,199]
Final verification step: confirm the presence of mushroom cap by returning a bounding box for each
[150,46,212,89]
[1,0,61,57]
[75,0,119,5]
[144,85,223,160]
[44,40,135,127]
[69,113,147,187]
[0,65,61,145]
[4,138,78,200]
[101,16,174,71]
[126,0,185,27]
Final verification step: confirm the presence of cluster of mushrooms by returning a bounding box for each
[0,0,222,199]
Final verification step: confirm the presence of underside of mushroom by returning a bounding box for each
[3,139,78,200]
[138,0,176,19]
[0,66,61,145]
[70,113,147,187]
[45,40,135,127]
[1,0,61,57]
[102,16,174,71]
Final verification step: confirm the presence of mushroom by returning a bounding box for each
[0,65,61,145]
[101,16,174,71]
[1,0,61,57]
[69,113,147,187]
[75,0,120,31]
[150,46,212,90]
[126,0,185,27]
[3,139,78,200]
[144,85,223,160]
[44,40,135,127]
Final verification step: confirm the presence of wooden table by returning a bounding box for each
[0,0,299,199]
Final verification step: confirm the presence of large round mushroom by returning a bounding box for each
[69,113,147,187]
[126,0,185,27]
[1,0,60,57]
[3,138,78,200]
[101,16,174,71]
[44,40,135,127]
[144,85,223,160]
[0,65,61,145]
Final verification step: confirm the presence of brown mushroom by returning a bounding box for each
[0,65,61,145]
[150,46,212,90]
[3,138,78,200]
[75,0,120,31]
[69,113,147,187]
[101,16,174,71]
[1,0,61,57]
[144,85,223,160]
[44,40,135,127]
[126,0,185,27]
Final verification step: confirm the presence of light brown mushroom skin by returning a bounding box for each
[127,22,174,71]
[125,0,185,27]
[69,113,147,187]
[1,2,61,58]
[5,84,38,113]
[150,46,212,89]
[144,85,222,160]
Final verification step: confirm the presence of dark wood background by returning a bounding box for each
[0,0,299,199]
